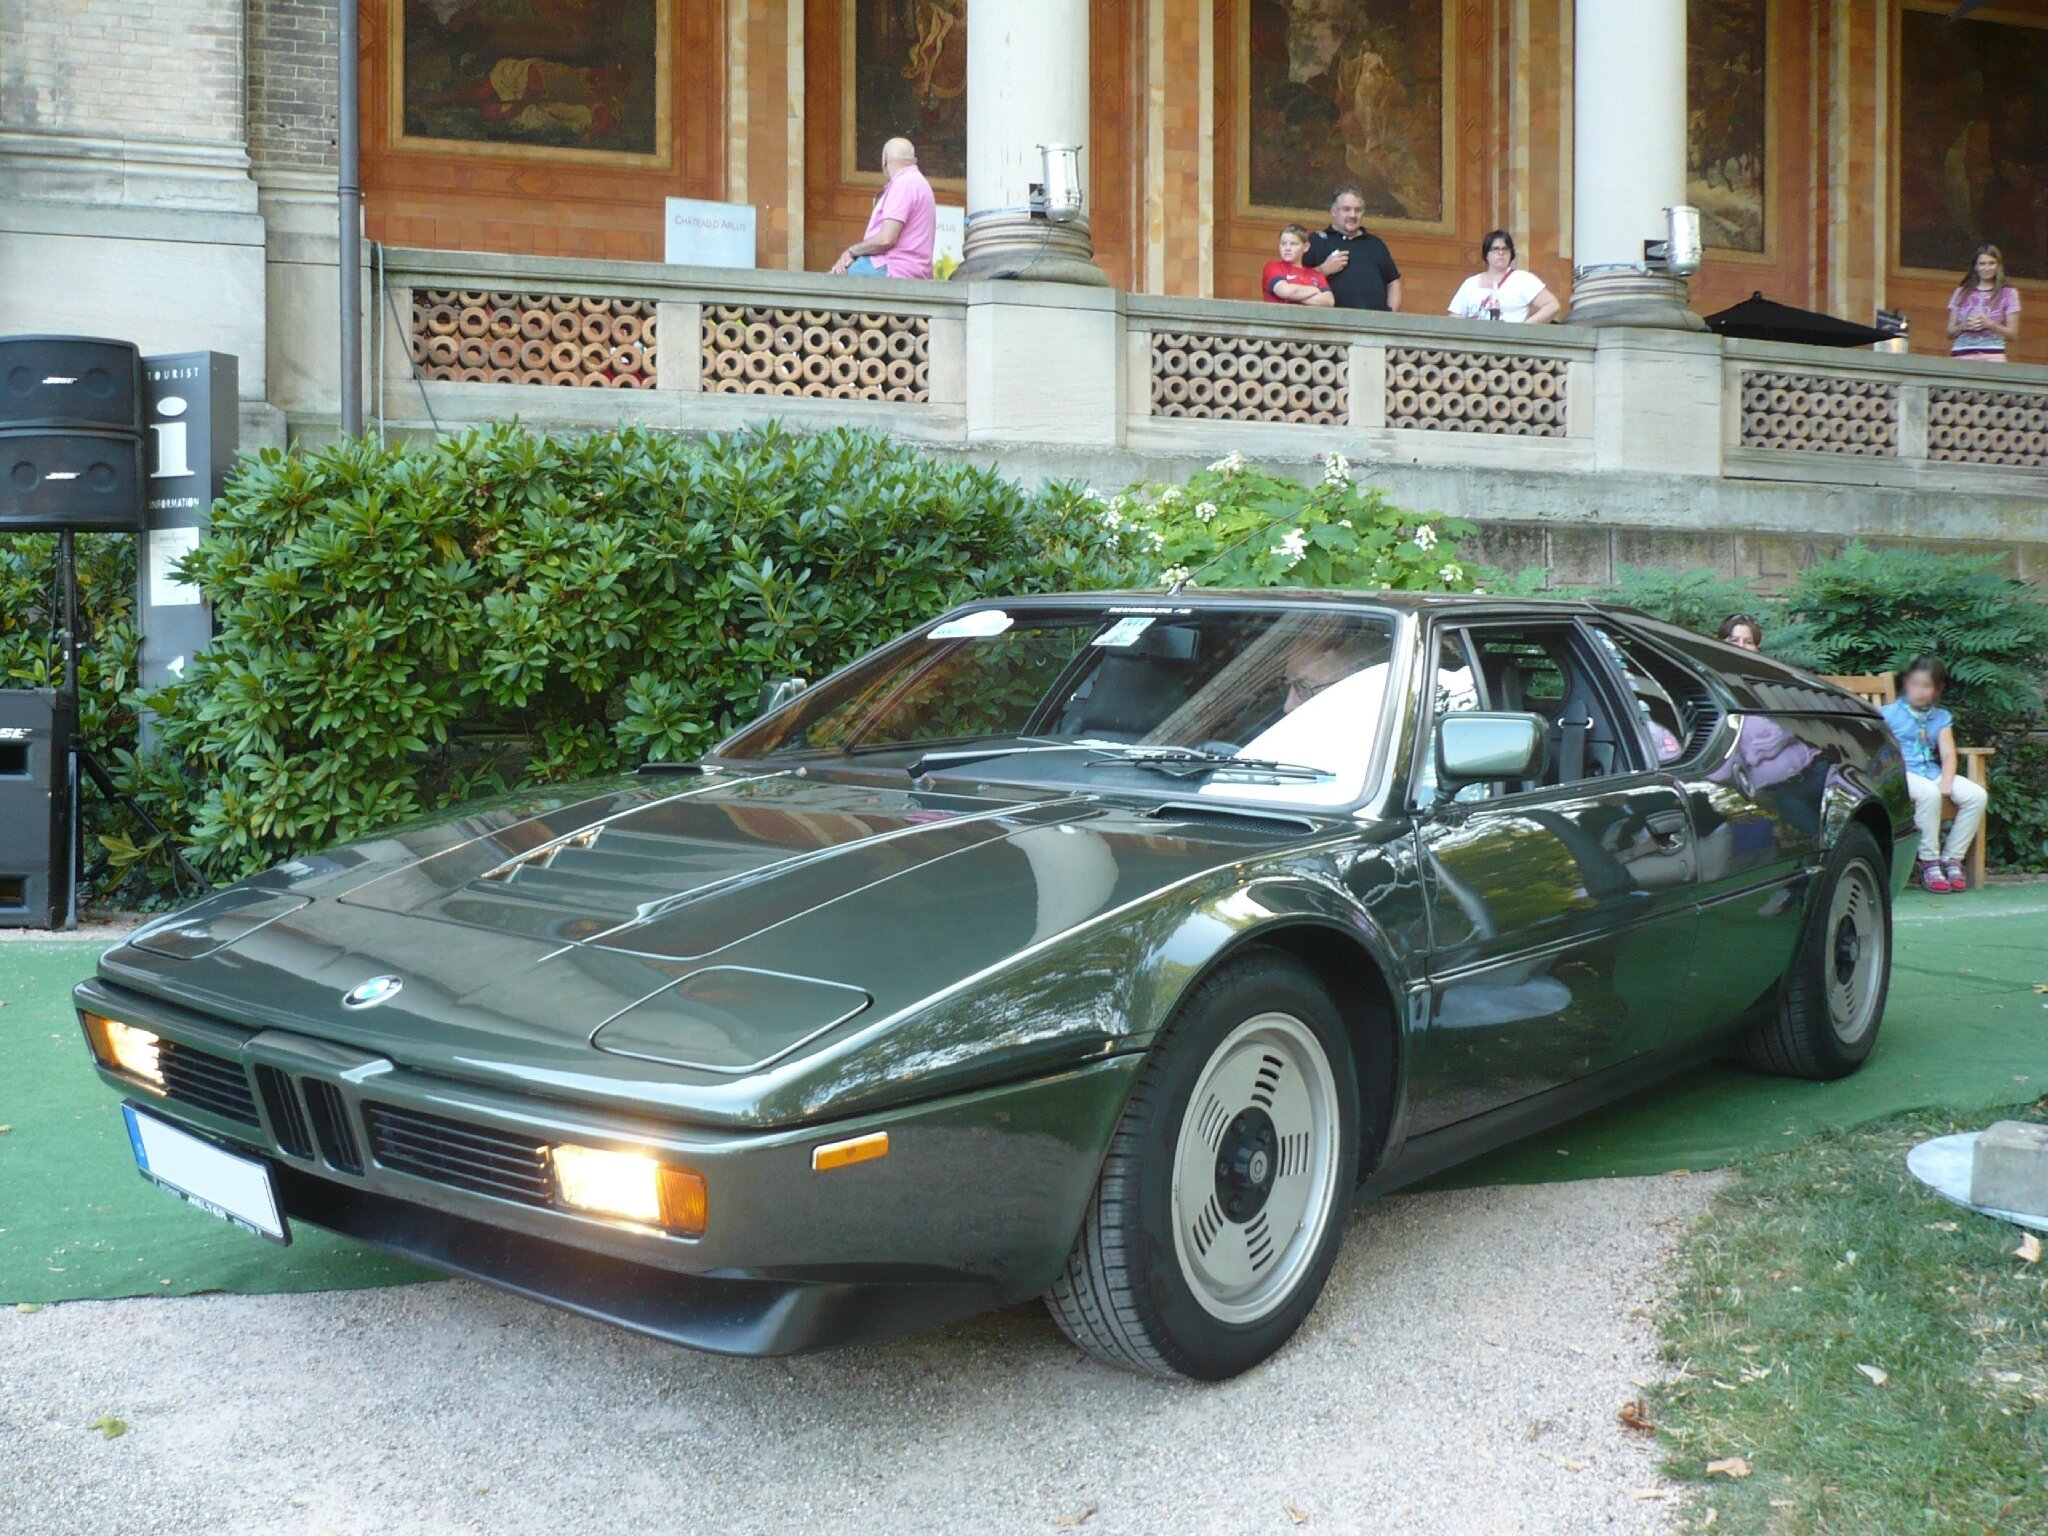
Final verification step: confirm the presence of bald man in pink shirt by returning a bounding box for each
[831,137,936,279]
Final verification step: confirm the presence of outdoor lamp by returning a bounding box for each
[1662,205,1704,276]
[1038,144,1084,224]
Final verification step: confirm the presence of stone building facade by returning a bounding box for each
[0,0,2042,585]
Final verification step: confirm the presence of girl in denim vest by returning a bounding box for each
[1881,656,1990,892]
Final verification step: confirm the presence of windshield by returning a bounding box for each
[713,603,1402,809]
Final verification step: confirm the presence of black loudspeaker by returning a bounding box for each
[0,429,147,533]
[0,689,74,929]
[0,335,143,434]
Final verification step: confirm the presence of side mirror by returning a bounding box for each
[1437,711,1549,788]
[755,676,808,719]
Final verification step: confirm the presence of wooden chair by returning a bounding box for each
[1824,671,1993,888]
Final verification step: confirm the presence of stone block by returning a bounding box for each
[1614,529,1735,577]
[964,281,1122,447]
[1545,526,1614,586]
[1970,1121,2048,1218]
[1461,523,1550,585]
[1589,329,1724,478]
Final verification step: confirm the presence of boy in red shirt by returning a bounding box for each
[1263,225,1334,306]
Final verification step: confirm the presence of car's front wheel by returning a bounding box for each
[1046,949,1359,1379]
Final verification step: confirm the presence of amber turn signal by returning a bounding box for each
[811,1130,889,1172]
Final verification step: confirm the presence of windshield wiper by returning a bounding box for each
[1091,748,1336,783]
[907,740,1103,776]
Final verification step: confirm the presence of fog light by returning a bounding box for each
[550,1144,706,1236]
[83,1013,163,1087]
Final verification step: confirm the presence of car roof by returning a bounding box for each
[981,589,1607,615]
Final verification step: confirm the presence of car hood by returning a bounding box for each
[100,769,1345,1115]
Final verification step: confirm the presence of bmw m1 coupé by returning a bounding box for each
[76,592,1909,1379]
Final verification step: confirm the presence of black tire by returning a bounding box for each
[1045,948,1360,1380]
[1739,824,1892,1080]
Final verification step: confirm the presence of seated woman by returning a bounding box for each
[1448,230,1560,324]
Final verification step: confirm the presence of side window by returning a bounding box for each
[1460,625,1644,792]
[1591,624,1725,764]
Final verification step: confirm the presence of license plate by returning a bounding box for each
[123,1102,290,1244]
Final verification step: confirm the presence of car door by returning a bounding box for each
[1593,621,1820,1038]
[1407,619,1700,1135]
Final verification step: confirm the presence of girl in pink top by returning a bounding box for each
[1948,245,2021,361]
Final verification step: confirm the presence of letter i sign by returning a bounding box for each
[150,395,192,480]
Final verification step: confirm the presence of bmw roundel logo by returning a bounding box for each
[342,974,404,1010]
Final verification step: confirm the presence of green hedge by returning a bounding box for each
[1,425,1480,904]
[135,422,1159,885]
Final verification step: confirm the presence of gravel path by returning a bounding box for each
[1,1173,1716,1536]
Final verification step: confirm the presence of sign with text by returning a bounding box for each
[664,198,757,268]
[139,351,236,744]
[935,205,965,276]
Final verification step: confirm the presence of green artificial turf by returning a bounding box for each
[0,942,432,1304]
[1,885,2043,1304]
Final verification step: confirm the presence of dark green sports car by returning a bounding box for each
[76,592,1910,1378]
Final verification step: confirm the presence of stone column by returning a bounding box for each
[953,0,1105,286]
[1567,0,1702,329]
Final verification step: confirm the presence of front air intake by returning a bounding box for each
[253,1065,313,1159]
[302,1078,363,1174]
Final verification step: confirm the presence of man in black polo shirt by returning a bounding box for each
[1304,186,1404,313]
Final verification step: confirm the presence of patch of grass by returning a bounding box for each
[1655,1107,2048,1534]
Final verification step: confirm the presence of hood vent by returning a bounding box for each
[1146,803,1319,836]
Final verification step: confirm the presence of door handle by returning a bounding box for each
[1645,808,1689,845]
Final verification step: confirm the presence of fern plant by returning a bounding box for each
[1777,543,2048,740]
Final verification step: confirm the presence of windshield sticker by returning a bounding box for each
[928,610,1014,640]
[1092,616,1157,648]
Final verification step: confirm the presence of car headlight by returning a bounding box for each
[82,1013,164,1087]
[549,1143,706,1236]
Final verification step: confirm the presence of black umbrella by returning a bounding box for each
[1704,291,1894,348]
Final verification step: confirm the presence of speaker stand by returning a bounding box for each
[53,531,210,928]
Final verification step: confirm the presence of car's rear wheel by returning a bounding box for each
[1739,823,1891,1080]
[1045,949,1359,1379]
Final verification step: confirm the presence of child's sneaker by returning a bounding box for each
[1942,860,1969,892]
[1916,859,1953,894]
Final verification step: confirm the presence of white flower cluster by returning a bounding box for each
[1438,562,1465,585]
[1412,524,1438,551]
[1160,564,1192,588]
[1159,485,1185,505]
[1099,504,1124,530]
[1322,451,1351,486]
[1146,528,1167,552]
[1080,486,1103,502]
[1271,528,1309,569]
[1207,451,1247,475]
[1194,501,1219,523]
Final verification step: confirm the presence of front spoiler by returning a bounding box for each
[271,1164,1009,1355]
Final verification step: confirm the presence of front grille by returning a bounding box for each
[158,1040,260,1126]
[363,1103,552,1207]
[303,1079,363,1174]
[253,1065,313,1158]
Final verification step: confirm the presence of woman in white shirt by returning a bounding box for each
[1448,230,1561,324]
